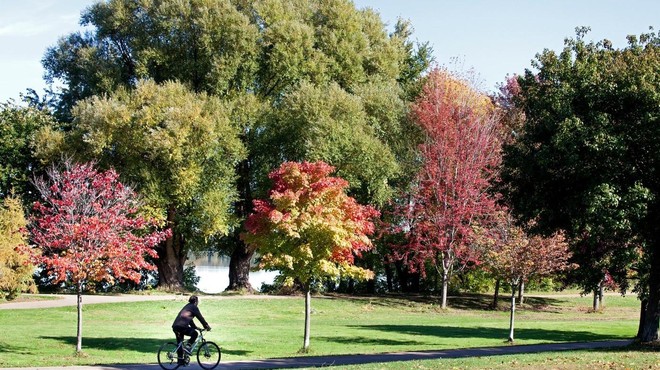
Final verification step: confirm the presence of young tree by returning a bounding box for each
[500,28,660,342]
[28,161,170,352]
[241,161,379,352]
[391,69,502,308]
[480,212,572,342]
[0,196,35,300]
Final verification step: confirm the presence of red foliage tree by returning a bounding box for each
[28,161,170,352]
[480,211,573,341]
[242,161,379,352]
[391,69,502,308]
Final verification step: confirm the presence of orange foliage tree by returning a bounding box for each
[242,161,379,352]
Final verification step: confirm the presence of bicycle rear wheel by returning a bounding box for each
[157,342,181,370]
[197,341,221,369]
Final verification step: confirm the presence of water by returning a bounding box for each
[188,252,278,293]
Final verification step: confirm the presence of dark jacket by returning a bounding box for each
[172,302,210,330]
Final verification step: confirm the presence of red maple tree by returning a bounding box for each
[28,161,170,352]
[391,69,502,308]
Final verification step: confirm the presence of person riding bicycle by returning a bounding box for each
[172,295,211,364]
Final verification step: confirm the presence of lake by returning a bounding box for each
[189,253,278,293]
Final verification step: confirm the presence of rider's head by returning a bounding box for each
[189,295,199,305]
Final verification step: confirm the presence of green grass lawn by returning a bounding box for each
[0,292,649,368]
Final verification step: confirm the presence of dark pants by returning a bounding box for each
[173,326,197,362]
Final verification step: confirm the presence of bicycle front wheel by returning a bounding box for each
[157,342,181,370]
[197,341,221,369]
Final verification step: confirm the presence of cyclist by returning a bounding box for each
[172,295,212,365]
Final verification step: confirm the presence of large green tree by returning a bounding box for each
[0,101,56,203]
[501,28,660,342]
[37,81,246,289]
[42,0,431,290]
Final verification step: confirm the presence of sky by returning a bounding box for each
[0,0,658,102]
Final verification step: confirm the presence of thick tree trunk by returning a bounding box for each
[155,208,186,290]
[492,279,501,309]
[303,287,311,352]
[639,247,660,342]
[637,298,648,339]
[227,158,255,292]
[76,285,83,353]
[508,284,517,342]
[227,242,255,292]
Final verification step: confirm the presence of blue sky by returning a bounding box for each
[1,0,658,102]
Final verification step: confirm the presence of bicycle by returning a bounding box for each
[158,328,221,370]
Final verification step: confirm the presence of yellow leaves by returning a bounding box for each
[0,197,35,298]
[318,260,340,276]
[426,69,495,118]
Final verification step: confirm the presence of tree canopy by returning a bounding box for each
[36,80,246,289]
[0,196,35,300]
[28,160,169,351]
[0,102,56,203]
[500,28,660,342]
[390,69,502,308]
[241,161,379,351]
[42,0,432,290]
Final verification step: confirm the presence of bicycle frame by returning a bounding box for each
[179,328,207,355]
[158,327,220,370]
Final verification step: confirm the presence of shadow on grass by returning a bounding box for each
[316,336,425,346]
[348,325,626,343]
[39,336,251,356]
[333,293,567,313]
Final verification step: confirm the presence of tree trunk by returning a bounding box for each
[76,285,83,353]
[637,298,648,339]
[303,287,311,352]
[441,269,449,309]
[492,279,501,309]
[508,284,517,342]
[227,158,255,292]
[593,289,601,311]
[639,247,660,342]
[226,242,254,292]
[155,207,186,290]
[518,280,525,306]
[593,279,605,311]
[385,263,394,292]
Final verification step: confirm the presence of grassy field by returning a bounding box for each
[0,292,654,368]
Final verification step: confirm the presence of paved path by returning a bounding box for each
[0,294,635,369]
[0,294,293,310]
